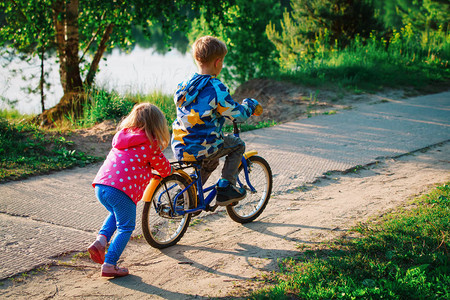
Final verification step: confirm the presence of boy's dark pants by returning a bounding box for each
[200,135,245,186]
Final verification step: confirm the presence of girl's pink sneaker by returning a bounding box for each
[101,264,129,277]
[87,240,105,264]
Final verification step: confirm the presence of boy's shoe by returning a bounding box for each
[101,264,129,278]
[88,240,105,264]
[216,185,246,206]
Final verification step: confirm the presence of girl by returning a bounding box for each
[88,103,173,277]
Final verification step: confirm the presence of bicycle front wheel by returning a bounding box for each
[226,155,272,223]
[142,174,194,249]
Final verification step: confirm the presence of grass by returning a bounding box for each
[79,88,137,127]
[7,264,50,283]
[223,120,277,133]
[250,183,450,299]
[0,108,31,120]
[189,218,205,227]
[73,89,176,129]
[277,49,449,95]
[274,27,450,95]
[0,117,102,182]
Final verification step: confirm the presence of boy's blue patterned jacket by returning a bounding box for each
[171,73,258,161]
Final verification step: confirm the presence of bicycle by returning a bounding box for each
[141,120,273,249]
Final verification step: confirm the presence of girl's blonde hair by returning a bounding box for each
[118,103,170,150]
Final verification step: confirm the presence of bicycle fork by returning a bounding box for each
[237,152,257,193]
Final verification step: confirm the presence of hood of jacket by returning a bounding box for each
[175,73,211,107]
[112,128,149,150]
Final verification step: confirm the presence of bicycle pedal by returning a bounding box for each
[206,204,219,212]
[191,211,202,217]
[228,201,238,207]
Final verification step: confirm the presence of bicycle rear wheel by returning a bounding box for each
[226,155,272,223]
[142,174,194,249]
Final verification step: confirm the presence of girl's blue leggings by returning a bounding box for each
[95,184,136,265]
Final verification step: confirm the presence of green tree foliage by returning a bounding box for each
[131,25,189,54]
[190,0,284,86]
[0,0,233,124]
[374,0,450,58]
[374,0,450,32]
[266,0,382,68]
[0,1,54,113]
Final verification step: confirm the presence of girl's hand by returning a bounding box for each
[151,172,162,179]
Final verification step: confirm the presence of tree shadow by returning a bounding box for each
[243,221,347,243]
[160,242,301,281]
[109,274,235,299]
[152,219,344,281]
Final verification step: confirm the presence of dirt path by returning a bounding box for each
[1,141,448,299]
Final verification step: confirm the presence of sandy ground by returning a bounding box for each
[1,139,448,299]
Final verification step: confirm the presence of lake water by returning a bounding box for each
[0,47,197,114]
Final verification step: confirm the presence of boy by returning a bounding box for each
[171,35,259,206]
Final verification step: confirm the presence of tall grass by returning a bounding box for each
[0,108,32,120]
[277,25,450,93]
[65,89,176,129]
[251,183,450,299]
[80,88,136,127]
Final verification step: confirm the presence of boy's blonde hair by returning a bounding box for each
[118,103,170,150]
[192,36,227,65]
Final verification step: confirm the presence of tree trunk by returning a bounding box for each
[36,92,86,126]
[84,23,114,88]
[52,0,66,92]
[64,0,83,93]
[40,47,45,113]
[39,0,84,126]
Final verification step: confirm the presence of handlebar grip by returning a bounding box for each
[253,104,263,116]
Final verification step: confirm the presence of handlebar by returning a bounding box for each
[232,104,263,135]
[233,120,240,135]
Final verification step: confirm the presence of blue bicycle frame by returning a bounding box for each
[166,122,257,216]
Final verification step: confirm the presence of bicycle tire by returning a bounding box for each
[226,155,272,223]
[142,173,195,249]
